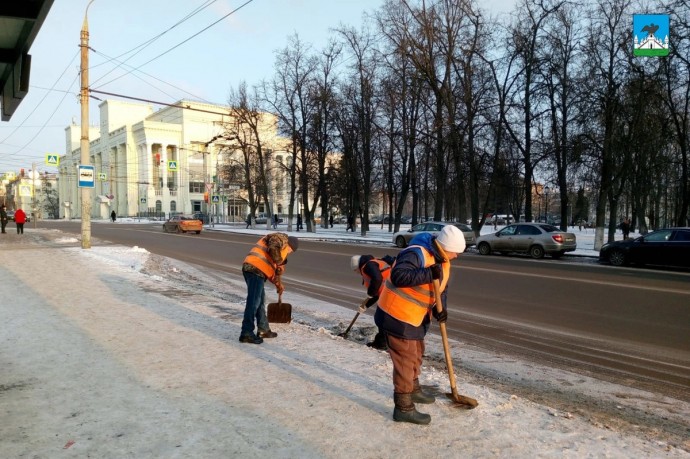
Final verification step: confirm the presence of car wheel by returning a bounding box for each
[395,236,407,248]
[529,245,545,259]
[609,249,626,266]
[195,231,201,234]
[478,242,491,255]
[176,226,183,234]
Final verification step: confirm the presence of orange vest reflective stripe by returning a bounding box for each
[361,259,391,296]
[244,238,292,279]
[378,246,450,326]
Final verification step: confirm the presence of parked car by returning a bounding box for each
[599,227,690,268]
[393,221,476,249]
[476,223,576,259]
[162,215,203,234]
[255,212,283,224]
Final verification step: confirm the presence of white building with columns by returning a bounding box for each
[59,99,293,221]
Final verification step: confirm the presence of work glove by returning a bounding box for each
[429,263,442,280]
[365,296,379,308]
[358,302,367,313]
[276,281,285,295]
[432,307,448,323]
[275,265,285,276]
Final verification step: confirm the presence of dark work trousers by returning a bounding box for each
[17,223,24,234]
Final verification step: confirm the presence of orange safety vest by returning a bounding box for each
[360,259,391,296]
[378,246,450,326]
[244,238,292,280]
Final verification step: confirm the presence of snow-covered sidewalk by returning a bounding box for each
[0,228,686,458]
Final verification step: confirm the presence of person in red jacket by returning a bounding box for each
[14,208,26,234]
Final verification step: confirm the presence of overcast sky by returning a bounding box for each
[0,0,518,175]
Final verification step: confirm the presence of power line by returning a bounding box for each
[92,0,255,91]
[90,0,220,87]
[89,89,232,116]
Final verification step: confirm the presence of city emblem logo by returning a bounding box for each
[633,14,670,57]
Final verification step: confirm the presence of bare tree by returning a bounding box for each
[263,34,318,232]
[225,81,276,229]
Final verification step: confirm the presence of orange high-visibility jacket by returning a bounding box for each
[360,259,391,296]
[378,246,449,326]
[244,238,292,281]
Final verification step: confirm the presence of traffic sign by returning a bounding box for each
[45,154,60,166]
[78,165,95,188]
[98,172,107,181]
[140,197,147,204]
[211,195,220,203]
[167,160,178,171]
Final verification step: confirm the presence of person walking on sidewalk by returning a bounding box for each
[0,205,8,234]
[351,254,396,350]
[111,210,117,222]
[14,208,26,234]
[375,225,466,425]
[240,233,299,344]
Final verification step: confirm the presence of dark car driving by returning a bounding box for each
[599,227,690,268]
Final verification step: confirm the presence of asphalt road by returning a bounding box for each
[38,221,690,402]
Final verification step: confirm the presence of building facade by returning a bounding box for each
[59,99,296,221]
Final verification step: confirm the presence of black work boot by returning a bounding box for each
[411,378,435,404]
[258,329,277,338]
[367,331,388,350]
[393,393,431,425]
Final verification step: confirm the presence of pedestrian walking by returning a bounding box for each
[111,210,117,222]
[296,213,302,231]
[14,208,26,234]
[329,215,333,228]
[246,214,252,229]
[240,233,299,344]
[0,205,8,234]
[621,217,631,240]
[272,213,279,229]
[375,225,466,425]
[351,254,396,350]
[346,214,354,232]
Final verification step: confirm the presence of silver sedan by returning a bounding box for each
[476,223,576,259]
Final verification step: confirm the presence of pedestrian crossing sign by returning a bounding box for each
[211,195,220,203]
[98,173,107,181]
[167,160,178,171]
[45,154,60,166]
[20,184,33,197]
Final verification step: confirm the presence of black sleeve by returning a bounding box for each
[362,261,383,297]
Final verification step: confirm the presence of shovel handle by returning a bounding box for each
[433,279,460,399]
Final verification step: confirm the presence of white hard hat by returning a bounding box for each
[350,255,361,271]
[436,225,466,253]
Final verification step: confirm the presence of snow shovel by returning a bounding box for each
[337,298,369,338]
[267,277,292,324]
[432,279,478,409]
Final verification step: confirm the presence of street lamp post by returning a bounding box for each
[544,185,550,224]
[79,1,96,248]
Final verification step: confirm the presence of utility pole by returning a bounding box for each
[32,162,37,229]
[79,1,95,249]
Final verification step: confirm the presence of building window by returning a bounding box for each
[156,200,162,213]
[170,200,177,212]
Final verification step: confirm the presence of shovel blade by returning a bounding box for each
[445,392,479,409]
[267,302,292,323]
